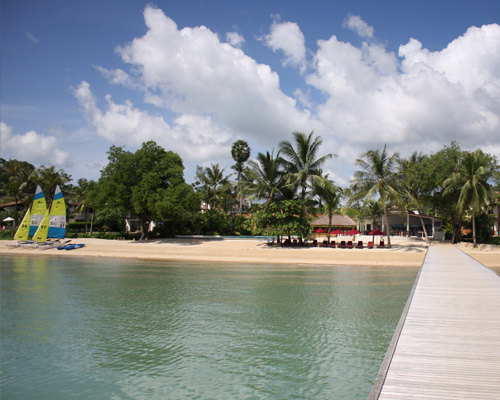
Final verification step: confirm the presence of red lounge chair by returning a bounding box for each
[310,239,318,247]
[339,240,346,249]
[367,241,374,249]
[346,241,353,249]
[356,241,363,249]
[377,240,385,248]
[329,240,336,248]
[320,240,328,247]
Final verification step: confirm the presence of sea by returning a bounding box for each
[0,255,417,399]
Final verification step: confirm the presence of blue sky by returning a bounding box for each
[2,0,500,186]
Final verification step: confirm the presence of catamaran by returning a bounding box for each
[32,185,68,249]
[11,185,68,249]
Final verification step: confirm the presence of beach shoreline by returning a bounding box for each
[1,237,498,269]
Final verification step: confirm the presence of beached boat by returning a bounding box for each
[31,186,67,249]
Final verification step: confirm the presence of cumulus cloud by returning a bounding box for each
[308,23,500,160]
[0,121,69,165]
[73,81,232,161]
[343,14,374,39]
[111,6,311,145]
[264,18,306,69]
[226,31,244,48]
[77,6,500,184]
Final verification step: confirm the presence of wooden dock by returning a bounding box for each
[369,245,500,399]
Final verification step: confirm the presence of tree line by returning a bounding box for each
[1,133,498,247]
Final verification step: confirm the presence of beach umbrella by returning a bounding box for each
[330,228,344,235]
[314,227,326,234]
[369,229,385,245]
[346,229,361,235]
[3,216,14,232]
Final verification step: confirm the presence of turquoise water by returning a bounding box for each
[0,256,417,399]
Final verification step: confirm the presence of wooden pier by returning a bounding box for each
[369,245,500,399]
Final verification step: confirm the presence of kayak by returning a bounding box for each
[57,243,85,250]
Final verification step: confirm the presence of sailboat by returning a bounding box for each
[33,185,68,249]
[9,185,47,246]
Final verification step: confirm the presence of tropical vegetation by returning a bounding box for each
[1,135,499,246]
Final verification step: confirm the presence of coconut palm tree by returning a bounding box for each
[278,131,334,207]
[444,150,495,247]
[313,178,342,243]
[195,164,229,211]
[231,140,251,214]
[246,150,285,208]
[350,145,399,248]
[397,152,432,242]
[37,165,71,199]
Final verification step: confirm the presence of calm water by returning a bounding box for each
[0,256,417,399]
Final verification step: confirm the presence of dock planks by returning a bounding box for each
[369,245,500,399]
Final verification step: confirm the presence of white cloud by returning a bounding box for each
[264,18,306,69]
[226,32,244,48]
[112,6,311,145]
[73,81,232,162]
[307,23,500,160]
[343,14,374,39]
[0,121,69,165]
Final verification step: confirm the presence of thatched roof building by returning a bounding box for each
[311,214,356,228]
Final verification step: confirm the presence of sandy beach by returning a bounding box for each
[1,236,498,269]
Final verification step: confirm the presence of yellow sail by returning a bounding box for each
[29,185,47,237]
[48,185,66,239]
[33,209,50,243]
[14,209,31,241]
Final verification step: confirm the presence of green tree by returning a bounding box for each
[231,140,251,214]
[313,179,342,243]
[246,150,286,208]
[0,159,36,224]
[397,152,433,242]
[279,131,334,207]
[350,145,399,248]
[444,149,496,247]
[426,142,464,243]
[195,163,231,211]
[36,165,71,198]
[94,141,196,240]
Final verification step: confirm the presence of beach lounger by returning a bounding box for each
[356,240,363,249]
[310,239,318,247]
[377,240,385,248]
[339,240,346,249]
[346,240,353,249]
[320,240,328,247]
[329,240,336,248]
[367,241,374,249]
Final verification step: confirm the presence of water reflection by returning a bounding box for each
[1,256,417,399]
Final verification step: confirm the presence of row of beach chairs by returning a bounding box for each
[319,240,385,249]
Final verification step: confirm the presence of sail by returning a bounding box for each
[14,209,31,241]
[29,185,47,237]
[33,209,50,242]
[48,186,66,239]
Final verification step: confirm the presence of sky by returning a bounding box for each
[2,0,500,187]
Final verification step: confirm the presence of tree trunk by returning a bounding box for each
[327,215,332,244]
[140,218,149,240]
[417,210,430,243]
[90,212,94,235]
[472,207,477,248]
[383,204,392,248]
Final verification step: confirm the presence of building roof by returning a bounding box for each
[311,214,356,227]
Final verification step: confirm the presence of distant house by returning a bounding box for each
[311,214,357,231]
[359,210,443,239]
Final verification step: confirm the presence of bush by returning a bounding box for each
[76,232,135,240]
[0,230,13,240]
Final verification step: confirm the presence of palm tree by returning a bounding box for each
[397,152,432,242]
[0,159,36,224]
[313,179,342,243]
[195,164,229,210]
[37,165,71,199]
[246,150,285,208]
[231,140,251,214]
[279,131,334,207]
[444,150,495,247]
[350,145,399,248]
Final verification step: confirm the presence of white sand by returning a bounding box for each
[1,235,429,267]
